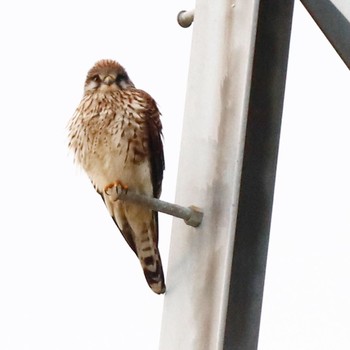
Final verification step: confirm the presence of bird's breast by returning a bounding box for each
[69,94,151,194]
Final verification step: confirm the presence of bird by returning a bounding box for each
[68,59,166,294]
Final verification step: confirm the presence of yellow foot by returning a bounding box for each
[104,180,128,200]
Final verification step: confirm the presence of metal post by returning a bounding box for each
[223,1,294,349]
[159,1,261,349]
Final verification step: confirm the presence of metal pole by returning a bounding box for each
[159,1,260,349]
[223,1,294,349]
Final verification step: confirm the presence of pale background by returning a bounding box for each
[0,1,349,349]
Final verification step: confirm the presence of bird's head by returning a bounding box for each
[84,59,135,93]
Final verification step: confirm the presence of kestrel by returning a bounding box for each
[68,59,166,294]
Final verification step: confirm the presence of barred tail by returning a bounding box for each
[141,251,166,294]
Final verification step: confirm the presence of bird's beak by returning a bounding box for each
[103,75,115,86]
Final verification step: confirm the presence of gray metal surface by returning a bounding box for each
[159,0,260,349]
[223,1,294,349]
[105,187,203,227]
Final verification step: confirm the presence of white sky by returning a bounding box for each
[260,2,350,350]
[0,1,349,349]
[0,1,191,349]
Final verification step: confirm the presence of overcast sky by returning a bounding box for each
[0,1,349,349]
[260,2,350,349]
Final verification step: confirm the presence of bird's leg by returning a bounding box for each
[104,180,129,201]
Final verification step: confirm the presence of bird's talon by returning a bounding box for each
[116,185,128,199]
[104,180,128,200]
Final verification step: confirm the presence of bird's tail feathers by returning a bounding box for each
[141,252,166,294]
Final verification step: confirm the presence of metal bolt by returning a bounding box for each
[109,188,203,227]
[177,9,195,28]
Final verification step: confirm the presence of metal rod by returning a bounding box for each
[108,189,203,227]
[177,9,195,28]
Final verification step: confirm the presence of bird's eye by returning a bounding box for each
[92,75,100,82]
[116,73,127,83]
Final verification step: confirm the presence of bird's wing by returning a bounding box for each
[98,190,138,255]
[140,91,164,249]
[141,90,165,199]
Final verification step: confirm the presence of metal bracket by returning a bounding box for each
[107,188,203,227]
